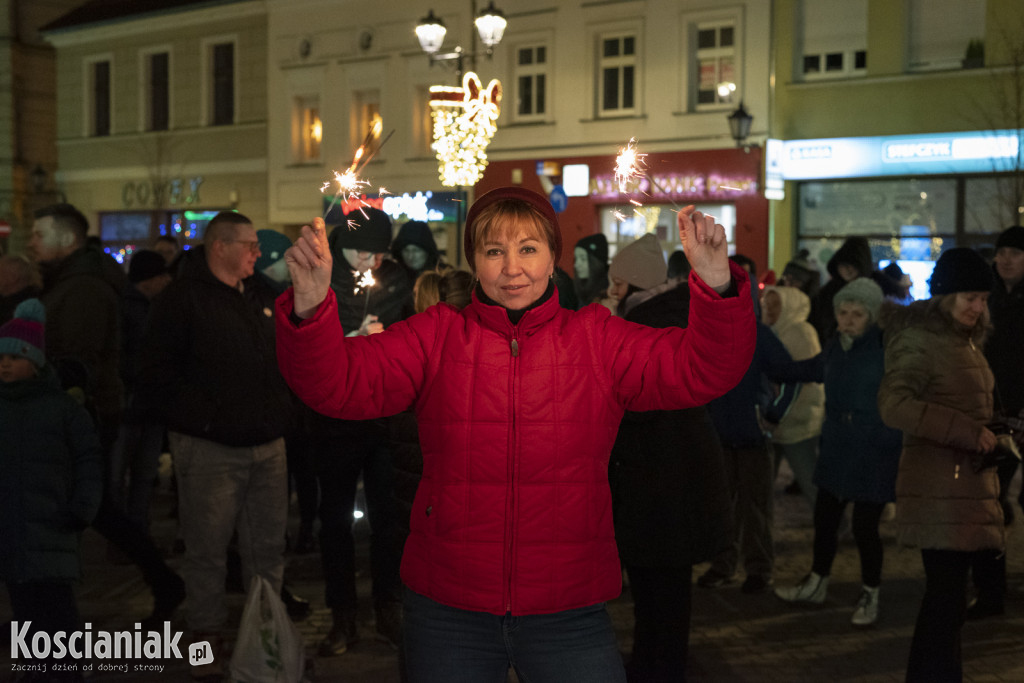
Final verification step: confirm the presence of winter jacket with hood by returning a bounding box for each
[609,280,733,568]
[774,325,902,502]
[275,263,756,616]
[877,299,1004,551]
[763,285,824,445]
[390,220,441,280]
[39,246,123,422]
[0,365,102,582]
[137,247,293,447]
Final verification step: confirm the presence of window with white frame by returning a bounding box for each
[87,58,111,137]
[292,95,321,163]
[598,33,636,117]
[907,0,985,71]
[143,50,170,131]
[205,40,235,126]
[798,0,867,81]
[514,44,548,121]
[695,20,737,107]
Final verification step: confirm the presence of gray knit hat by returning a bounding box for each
[608,233,666,291]
[833,277,883,322]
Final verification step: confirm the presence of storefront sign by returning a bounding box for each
[779,129,1022,180]
[122,176,203,208]
[591,172,760,200]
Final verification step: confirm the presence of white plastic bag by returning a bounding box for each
[229,576,306,683]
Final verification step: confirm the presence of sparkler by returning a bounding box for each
[355,269,376,322]
[320,118,395,222]
[613,138,681,217]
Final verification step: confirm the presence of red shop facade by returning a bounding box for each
[476,146,768,277]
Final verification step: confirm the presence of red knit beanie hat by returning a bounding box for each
[464,187,562,270]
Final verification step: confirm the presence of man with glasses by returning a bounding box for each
[138,211,293,681]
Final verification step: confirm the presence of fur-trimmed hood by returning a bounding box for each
[878,296,988,347]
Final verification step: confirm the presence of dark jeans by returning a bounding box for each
[811,487,885,587]
[315,430,403,614]
[624,565,692,683]
[285,429,319,535]
[906,548,985,683]
[402,588,627,683]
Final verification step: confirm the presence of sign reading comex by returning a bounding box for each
[9,621,193,676]
[779,129,1022,180]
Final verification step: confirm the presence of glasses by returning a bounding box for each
[224,239,261,254]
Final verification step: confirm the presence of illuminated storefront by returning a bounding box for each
[770,129,1023,299]
[476,147,768,276]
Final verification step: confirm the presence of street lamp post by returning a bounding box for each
[727,101,754,148]
[415,1,506,78]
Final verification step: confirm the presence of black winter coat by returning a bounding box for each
[609,281,734,567]
[0,367,102,581]
[137,248,292,447]
[330,259,414,334]
[987,273,1024,418]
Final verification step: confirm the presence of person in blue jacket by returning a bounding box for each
[773,278,902,628]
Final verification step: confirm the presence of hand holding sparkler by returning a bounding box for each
[285,216,333,319]
[678,205,731,292]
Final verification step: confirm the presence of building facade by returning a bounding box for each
[42,0,268,262]
[770,0,1024,295]
[267,0,773,273]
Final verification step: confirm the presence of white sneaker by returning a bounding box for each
[851,586,879,626]
[774,572,829,604]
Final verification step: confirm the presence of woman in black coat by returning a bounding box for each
[609,264,733,683]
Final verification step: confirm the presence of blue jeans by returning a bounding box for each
[402,588,627,683]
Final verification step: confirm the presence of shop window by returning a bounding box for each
[205,40,235,126]
[600,203,734,260]
[144,51,170,132]
[292,96,321,163]
[597,33,637,117]
[798,0,866,81]
[695,20,737,108]
[87,58,111,137]
[907,0,985,71]
[515,44,548,121]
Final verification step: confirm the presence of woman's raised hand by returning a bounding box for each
[678,205,731,291]
[285,217,333,318]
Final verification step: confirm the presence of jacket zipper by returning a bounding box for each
[504,328,520,612]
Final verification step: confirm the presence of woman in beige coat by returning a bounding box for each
[877,247,1004,683]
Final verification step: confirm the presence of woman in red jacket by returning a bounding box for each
[276,187,755,683]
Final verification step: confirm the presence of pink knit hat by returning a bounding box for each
[464,187,562,269]
[0,298,46,367]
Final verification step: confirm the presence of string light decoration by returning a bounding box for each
[429,71,502,187]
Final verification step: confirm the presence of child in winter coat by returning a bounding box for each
[772,279,903,628]
[0,299,103,671]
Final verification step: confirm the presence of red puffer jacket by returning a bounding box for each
[276,265,755,616]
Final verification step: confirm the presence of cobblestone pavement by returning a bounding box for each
[3,463,1022,682]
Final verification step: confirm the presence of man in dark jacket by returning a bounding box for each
[699,284,798,594]
[138,211,293,680]
[813,236,899,344]
[970,225,1024,620]
[314,208,411,656]
[29,202,185,637]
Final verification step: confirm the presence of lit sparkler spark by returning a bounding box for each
[320,117,394,221]
[720,185,742,192]
[614,138,647,193]
[354,269,376,295]
[612,210,628,222]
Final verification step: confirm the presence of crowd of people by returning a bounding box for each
[0,194,1022,683]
